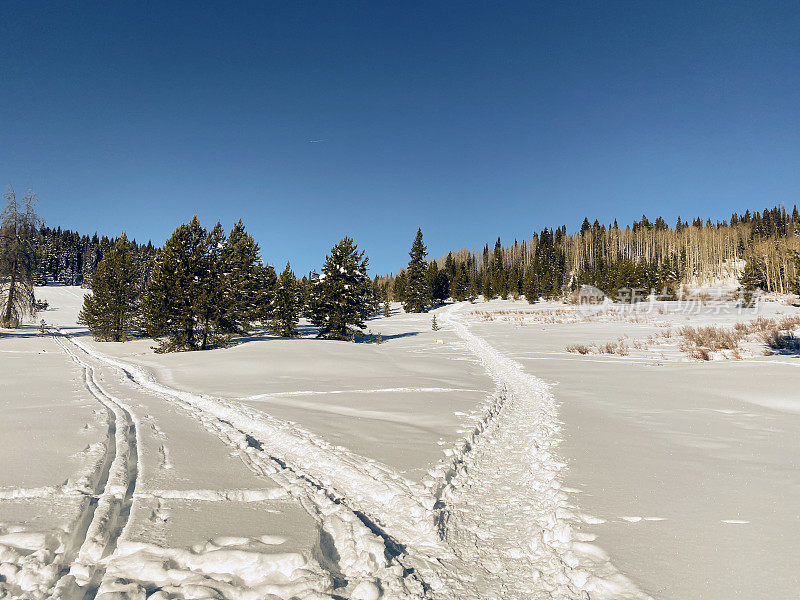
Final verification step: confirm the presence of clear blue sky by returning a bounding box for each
[2,1,798,274]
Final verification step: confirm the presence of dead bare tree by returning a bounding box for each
[0,187,43,328]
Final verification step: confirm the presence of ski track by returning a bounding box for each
[55,332,433,600]
[33,305,651,600]
[0,332,143,600]
[50,333,141,600]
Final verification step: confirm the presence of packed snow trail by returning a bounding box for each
[435,304,651,599]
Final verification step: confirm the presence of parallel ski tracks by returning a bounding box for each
[49,333,140,600]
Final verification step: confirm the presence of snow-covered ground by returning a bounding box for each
[1,286,798,599]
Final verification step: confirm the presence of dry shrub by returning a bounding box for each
[679,325,742,351]
[566,343,592,355]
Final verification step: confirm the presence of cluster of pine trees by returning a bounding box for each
[383,205,800,303]
[79,217,379,351]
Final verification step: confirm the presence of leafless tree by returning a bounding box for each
[0,187,43,328]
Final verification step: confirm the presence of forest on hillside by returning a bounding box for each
[383,205,800,303]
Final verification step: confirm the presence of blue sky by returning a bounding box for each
[2,1,798,274]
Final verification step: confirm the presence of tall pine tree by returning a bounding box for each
[308,237,373,340]
[78,233,141,341]
[403,228,429,313]
[219,219,271,334]
[270,262,301,337]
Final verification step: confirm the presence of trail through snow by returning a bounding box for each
[43,303,649,600]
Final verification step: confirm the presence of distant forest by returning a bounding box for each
[34,204,800,300]
[382,205,800,302]
[34,226,156,287]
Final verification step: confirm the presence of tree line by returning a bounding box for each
[382,205,800,304]
[2,185,799,349]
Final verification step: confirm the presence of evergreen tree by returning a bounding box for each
[78,233,140,341]
[308,237,373,340]
[523,267,539,303]
[482,274,493,300]
[219,219,269,334]
[392,270,407,303]
[270,262,301,337]
[450,265,468,301]
[467,276,479,303]
[142,217,229,352]
[403,228,429,313]
[791,252,800,295]
[739,257,767,291]
[431,313,439,331]
[383,299,391,317]
[0,187,43,327]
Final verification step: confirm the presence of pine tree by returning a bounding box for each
[467,275,479,303]
[308,237,373,340]
[450,266,468,301]
[392,270,407,302]
[219,219,269,334]
[523,266,539,303]
[403,228,429,313]
[0,187,43,327]
[383,299,391,317]
[78,233,140,341]
[431,313,439,331]
[791,252,800,295]
[142,217,230,352]
[270,262,301,337]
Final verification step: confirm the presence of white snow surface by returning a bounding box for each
[4,286,798,598]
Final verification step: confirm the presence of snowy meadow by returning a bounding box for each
[1,286,798,599]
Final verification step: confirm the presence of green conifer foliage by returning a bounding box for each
[270,262,301,337]
[308,237,373,340]
[450,266,468,301]
[142,216,230,352]
[78,233,140,341]
[219,219,270,334]
[523,267,539,304]
[392,270,407,302]
[403,228,429,313]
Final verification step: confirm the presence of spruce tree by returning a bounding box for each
[791,252,800,295]
[0,188,42,327]
[78,233,140,341]
[308,237,373,340]
[219,219,269,334]
[403,228,429,313]
[450,266,468,302]
[467,274,479,303]
[523,267,539,304]
[270,262,301,337]
[383,299,391,317]
[392,270,407,302]
[142,217,229,352]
